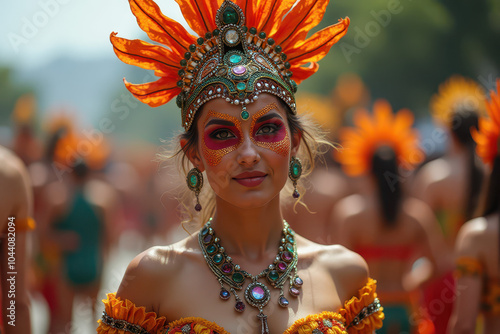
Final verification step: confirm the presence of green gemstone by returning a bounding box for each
[287,235,294,243]
[238,92,246,99]
[223,7,238,24]
[241,110,249,120]
[197,37,204,45]
[259,31,266,39]
[180,59,187,67]
[190,174,198,187]
[201,226,209,236]
[232,272,244,283]
[189,44,197,52]
[230,54,242,64]
[205,32,212,39]
[275,45,282,53]
[267,38,275,45]
[291,80,298,93]
[284,62,291,69]
[286,243,293,252]
[236,82,246,91]
[292,164,300,176]
[213,253,223,264]
[268,270,279,281]
[184,52,191,60]
[213,29,220,37]
[207,244,217,254]
[249,27,257,35]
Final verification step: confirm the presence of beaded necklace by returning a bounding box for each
[199,218,303,334]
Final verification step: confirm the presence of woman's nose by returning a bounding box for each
[237,136,261,166]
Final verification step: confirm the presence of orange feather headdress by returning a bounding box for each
[111,0,349,130]
[335,99,424,176]
[472,79,500,166]
[430,75,486,126]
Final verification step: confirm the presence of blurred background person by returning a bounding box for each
[333,100,443,334]
[448,79,500,333]
[0,145,34,333]
[41,125,112,333]
[283,74,370,244]
[411,75,487,332]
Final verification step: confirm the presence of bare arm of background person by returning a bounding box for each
[0,146,32,333]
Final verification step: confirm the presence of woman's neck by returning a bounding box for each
[210,195,284,261]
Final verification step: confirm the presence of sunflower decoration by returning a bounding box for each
[336,99,424,176]
[53,128,110,171]
[430,75,487,126]
[472,79,500,166]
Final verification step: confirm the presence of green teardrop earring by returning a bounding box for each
[288,157,302,199]
[187,167,204,211]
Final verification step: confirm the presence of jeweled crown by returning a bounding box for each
[111,0,350,130]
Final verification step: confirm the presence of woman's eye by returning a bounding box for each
[212,129,235,140]
[256,124,278,135]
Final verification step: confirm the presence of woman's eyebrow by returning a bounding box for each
[255,112,284,123]
[205,118,236,128]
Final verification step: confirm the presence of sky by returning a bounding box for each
[1,0,188,69]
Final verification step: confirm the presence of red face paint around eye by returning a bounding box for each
[252,119,287,143]
[202,111,242,166]
[250,103,291,157]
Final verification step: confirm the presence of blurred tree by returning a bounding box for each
[300,0,500,117]
[0,66,36,126]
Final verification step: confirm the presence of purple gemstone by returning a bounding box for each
[203,234,213,244]
[281,251,293,262]
[232,65,247,75]
[277,262,287,272]
[294,277,303,287]
[293,189,300,199]
[222,263,233,274]
[220,289,230,300]
[195,203,202,211]
[235,301,246,312]
[251,286,265,300]
[279,296,289,307]
[290,287,300,297]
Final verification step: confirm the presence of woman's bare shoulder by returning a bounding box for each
[115,233,200,310]
[298,237,369,302]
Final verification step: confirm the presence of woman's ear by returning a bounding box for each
[290,130,302,157]
[180,138,205,172]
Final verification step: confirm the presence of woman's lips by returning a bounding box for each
[233,171,267,187]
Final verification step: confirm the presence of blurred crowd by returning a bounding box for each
[1,73,499,334]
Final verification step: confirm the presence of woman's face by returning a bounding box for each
[190,93,300,209]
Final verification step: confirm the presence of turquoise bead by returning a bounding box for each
[230,54,242,64]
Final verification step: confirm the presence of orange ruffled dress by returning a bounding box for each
[97,278,383,334]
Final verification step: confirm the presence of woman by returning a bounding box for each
[97,0,384,333]
[448,79,500,333]
[333,100,442,334]
[411,76,486,333]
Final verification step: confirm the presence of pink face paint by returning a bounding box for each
[202,111,242,166]
[250,103,290,156]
